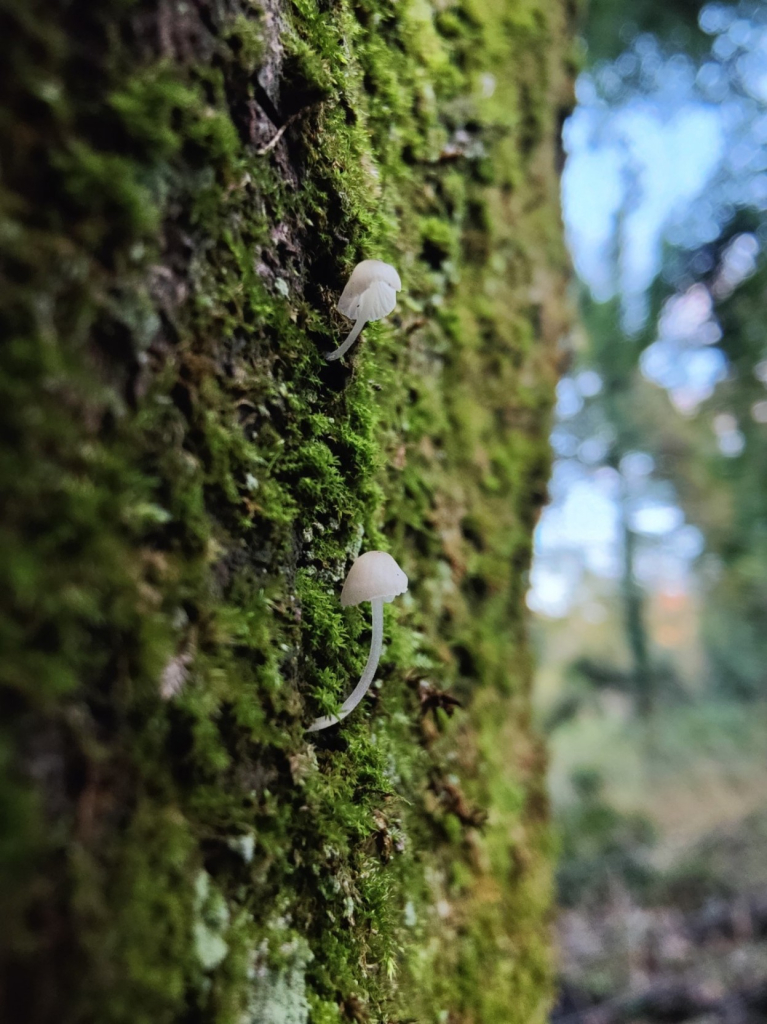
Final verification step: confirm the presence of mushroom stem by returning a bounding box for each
[306,597,384,732]
[325,317,366,362]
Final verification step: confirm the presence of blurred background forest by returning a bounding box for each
[532,0,767,1019]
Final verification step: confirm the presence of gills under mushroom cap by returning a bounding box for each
[341,550,408,606]
[325,260,401,361]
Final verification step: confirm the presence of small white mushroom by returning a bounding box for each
[307,550,408,732]
[326,260,401,361]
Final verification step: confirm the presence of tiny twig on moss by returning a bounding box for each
[256,103,319,155]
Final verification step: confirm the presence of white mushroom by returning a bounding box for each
[307,551,408,732]
[326,260,401,361]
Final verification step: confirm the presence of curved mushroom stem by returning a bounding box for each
[306,597,384,732]
[325,317,366,361]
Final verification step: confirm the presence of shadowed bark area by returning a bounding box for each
[0,0,573,1021]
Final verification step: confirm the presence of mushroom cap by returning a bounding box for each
[337,260,401,320]
[340,550,409,606]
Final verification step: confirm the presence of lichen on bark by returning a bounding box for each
[0,0,573,1021]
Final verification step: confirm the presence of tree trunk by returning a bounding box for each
[0,0,573,1021]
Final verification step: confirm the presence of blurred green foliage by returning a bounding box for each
[556,769,657,908]
[582,0,708,63]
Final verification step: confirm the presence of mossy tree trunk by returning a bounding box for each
[0,0,573,1022]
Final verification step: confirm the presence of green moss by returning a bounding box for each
[0,0,573,1020]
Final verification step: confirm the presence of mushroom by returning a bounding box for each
[307,551,408,732]
[326,260,401,361]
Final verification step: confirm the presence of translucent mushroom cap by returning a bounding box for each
[337,260,402,322]
[340,551,408,606]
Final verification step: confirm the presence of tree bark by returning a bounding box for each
[0,0,573,1021]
